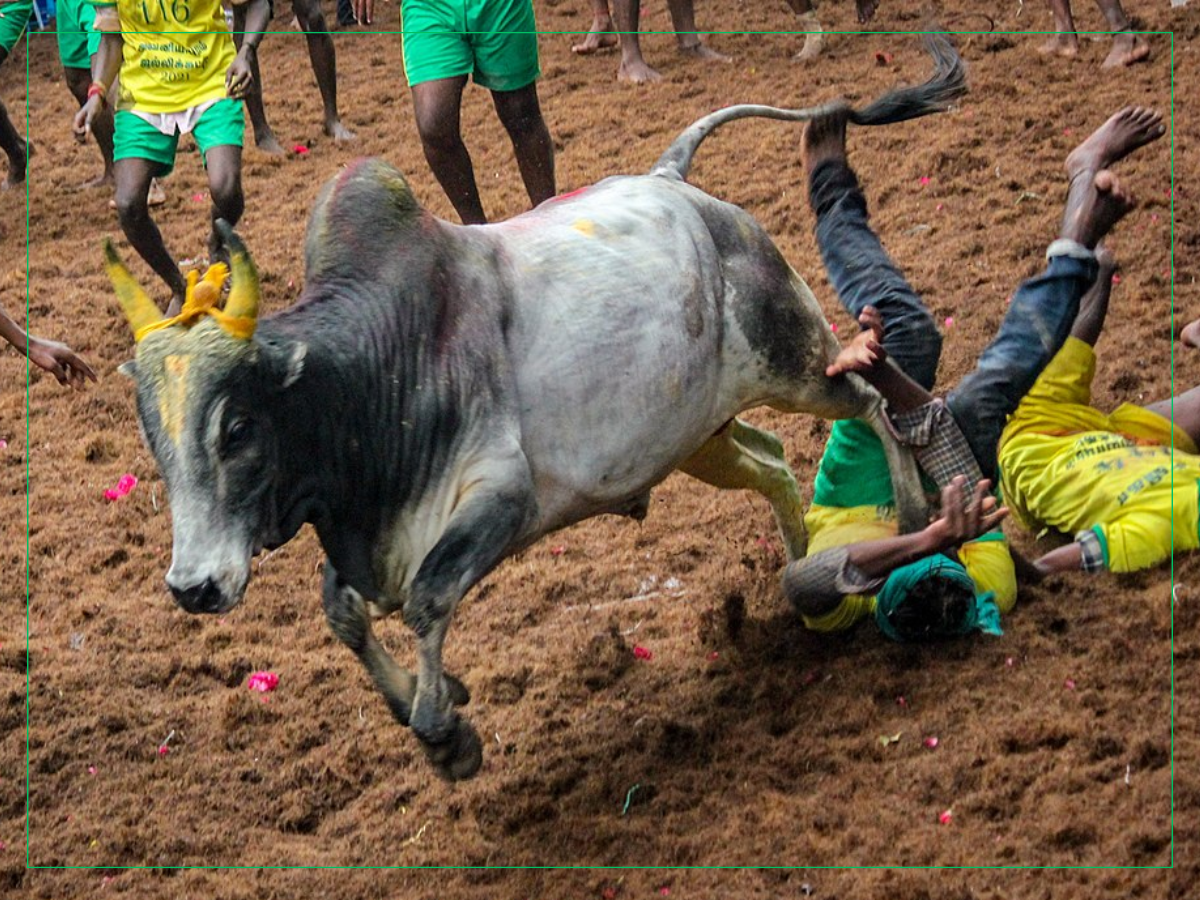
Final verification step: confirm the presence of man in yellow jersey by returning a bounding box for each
[781,106,1160,641]
[0,0,33,189]
[72,0,270,314]
[998,249,1199,576]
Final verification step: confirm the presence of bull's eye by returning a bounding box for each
[223,418,254,455]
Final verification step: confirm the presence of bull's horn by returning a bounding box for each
[105,240,164,340]
[216,220,260,327]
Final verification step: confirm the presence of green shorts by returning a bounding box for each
[401,0,540,92]
[0,0,33,58]
[114,98,245,177]
[56,0,94,68]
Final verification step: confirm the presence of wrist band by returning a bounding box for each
[87,81,107,103]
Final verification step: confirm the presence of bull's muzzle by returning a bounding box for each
[166,575,228,615]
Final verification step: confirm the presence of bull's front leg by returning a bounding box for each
[404,453,536,781]
[322,564,470,726]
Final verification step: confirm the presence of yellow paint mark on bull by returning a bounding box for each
[572,219,596,238]
[159,355,191,445]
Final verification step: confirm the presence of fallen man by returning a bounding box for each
[782,105,1163,641]
[998,247,1196,576]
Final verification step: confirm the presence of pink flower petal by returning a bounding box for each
[919,176,931,186]
[550,545,566,557]
[830,322,839,333]
[1111,274,1122,285]
[708,651,719,661]
[191,192,205,202]
[0,439,7,450]
[896,695,907,707]
[88,765,97,774]
[938,808,953,825]
[104,489,120,501]
[633,645,653,661]
[944,316,954,328]
[293,144,310,155]
[1064,678,1076,691]
[923,736,939,749]
[1005,656,1014,667]
[247,671,280,692]
[157,745,170,756]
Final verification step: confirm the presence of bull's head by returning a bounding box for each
[110,224,304,615]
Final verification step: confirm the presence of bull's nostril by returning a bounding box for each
[168,578,224,614]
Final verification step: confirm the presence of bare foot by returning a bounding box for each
[147,178,166,207]
[1038,32,1079,58]
[1066,106,1165,177]
[618,57,662,84]
[1181,318,1200,350]
[1103,32,1151,69]
[855,0,879,24]
[1062,169,1136,249]
[678,41,732,64]
[326,119,356,142]
[572,15,617,54]
[254,131,287,156]
[800,106,851,172]
[2,139,32,190]
[78,170,115,190]
[793,13,824,62]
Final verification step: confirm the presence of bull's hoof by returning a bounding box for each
[445,672,471,707]
[420,718,484,782]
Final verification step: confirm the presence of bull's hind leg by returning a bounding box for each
[322,564,469,728]
[679,418,808,560]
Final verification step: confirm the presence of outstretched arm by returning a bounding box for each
[0,307,97,389]
[826,306,934,413]
[784,477,1007,619]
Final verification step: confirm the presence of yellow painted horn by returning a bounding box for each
[105,240,164,341]
[216,220,259,332]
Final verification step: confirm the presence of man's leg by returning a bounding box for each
[802,109,942,389]
[665,0,730,63]
[1095,0,1150,68]
[1039,0,1080,58]
[491,83,556,210]
[232,4,286,155]
[784,0,824,62]
[63,66,115,187]
[611,0,659,83]
[113,157,186,313]
[947,107,1162,479]
[293,0,355,140]
[411,76,486,225]
[0,97,29,191]
[572,0,617,55]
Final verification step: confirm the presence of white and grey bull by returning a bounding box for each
[109,37,965,780]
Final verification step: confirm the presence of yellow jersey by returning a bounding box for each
[92,0,235,113]
[998,337,1200,573]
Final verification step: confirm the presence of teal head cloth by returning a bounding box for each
[874,554,1003,643]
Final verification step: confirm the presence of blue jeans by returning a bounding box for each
[810,160,1099,481]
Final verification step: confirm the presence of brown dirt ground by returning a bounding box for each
[1,0,1197,897]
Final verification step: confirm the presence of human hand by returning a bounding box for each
[226,51,254,100]
[73,96,103,144]
[26,336,98,389]
[924,476,1008,550]
[826,306,887,377]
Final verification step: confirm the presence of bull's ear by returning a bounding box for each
[117,360,138,379]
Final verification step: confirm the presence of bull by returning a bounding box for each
[108,36,965,780]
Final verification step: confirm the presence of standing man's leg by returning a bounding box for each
[784,0,824,63]
[411,77,486,224]
[572,0,617,55]
[801,108,942,389]
[1094,0,1149,68]
[1040,0,1081,58]
[292,0,355,140]
[57,0,114,187]
[946,108,1162,479]
[195,98,249,260]
[113,155,186,314]
[491,85,555,209]
[665,0,730,63]
[232,2,285,155]
[611,0,659,83]
[0,5,33,191]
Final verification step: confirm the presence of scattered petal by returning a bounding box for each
[0,439,7,450]
[919,176,931,186]
[1064,678,1076,691]
[923,736,939,749]
[708,651,719,661]
[633,645,653,661]
[550,545,566,557]
[157,745,170,756]
[1151,214,1159,223]
[88,765,97,774]
[878,731,902,747]
[104,473,138,502]
[191,192,205,202]
[286,279,295,290]
[1005,656,1014,667]
[602,889,617,900]
[936,203,944,211]
[830,322,839,333]
[944,316,954,328]
[1063,128,1072,136]
[293,144,310,155]
[874,50,893,65]
[896,695,907,708]
[1111,273,1122,285]
[938,808,953,825]
[247,670,280,692]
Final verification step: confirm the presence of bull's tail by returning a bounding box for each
[649,32,966,181]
